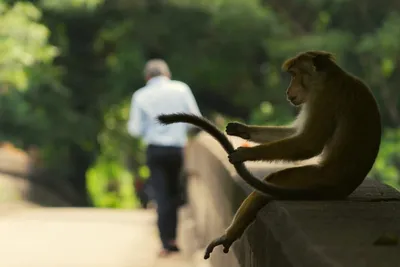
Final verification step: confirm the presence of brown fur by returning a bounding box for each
[204,50,382,259]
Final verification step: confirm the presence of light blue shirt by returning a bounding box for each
[127,76,202,147]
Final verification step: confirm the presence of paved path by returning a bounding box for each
[0,207,193,267]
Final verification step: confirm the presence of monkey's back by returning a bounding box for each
[321,74,382,190]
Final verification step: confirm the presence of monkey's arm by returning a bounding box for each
[230,136,318,163]
[204,191,269,259]
[229,110,335,163]
[226,122,296,143]
[247,126,297,143]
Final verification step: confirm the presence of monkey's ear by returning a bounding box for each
[312,55,329,71]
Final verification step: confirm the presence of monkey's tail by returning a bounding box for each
[157,113,321,199]
[158,113,236,153]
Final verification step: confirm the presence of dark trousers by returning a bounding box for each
[146,144,183,249]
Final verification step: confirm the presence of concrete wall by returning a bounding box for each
[183,132,400,267]
[0,146,80,206]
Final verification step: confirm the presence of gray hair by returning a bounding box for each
[143,59,171,78]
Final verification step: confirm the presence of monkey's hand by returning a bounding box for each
[228,147,252,163]
[226,122,250,140]
[204,234,236,259]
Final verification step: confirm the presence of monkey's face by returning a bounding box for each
[286,70,309,106]
[286,61,317,106]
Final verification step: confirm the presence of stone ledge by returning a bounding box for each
[184,131,400,267]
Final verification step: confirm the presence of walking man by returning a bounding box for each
[127,59,202,256]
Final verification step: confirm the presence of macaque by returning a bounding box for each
[157,50,382,259]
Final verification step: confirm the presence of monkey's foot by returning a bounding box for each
[204,234,235,260]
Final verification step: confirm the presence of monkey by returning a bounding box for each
[157,50,382,260]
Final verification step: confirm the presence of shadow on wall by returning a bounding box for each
[0,142,83,207]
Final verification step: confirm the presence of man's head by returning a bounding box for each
[143,59,171,81]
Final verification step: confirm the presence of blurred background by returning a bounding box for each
[0,0,399,209]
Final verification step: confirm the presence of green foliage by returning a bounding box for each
[138,165,150,180]
[87,98,150,207]
[0,2,57,90]
[249,101,294,126]
[40,0,104,11]
[86,156,139,208]
[370,129,400,190]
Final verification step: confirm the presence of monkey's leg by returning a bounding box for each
[204,165,322,259]
[203,191,269,259]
